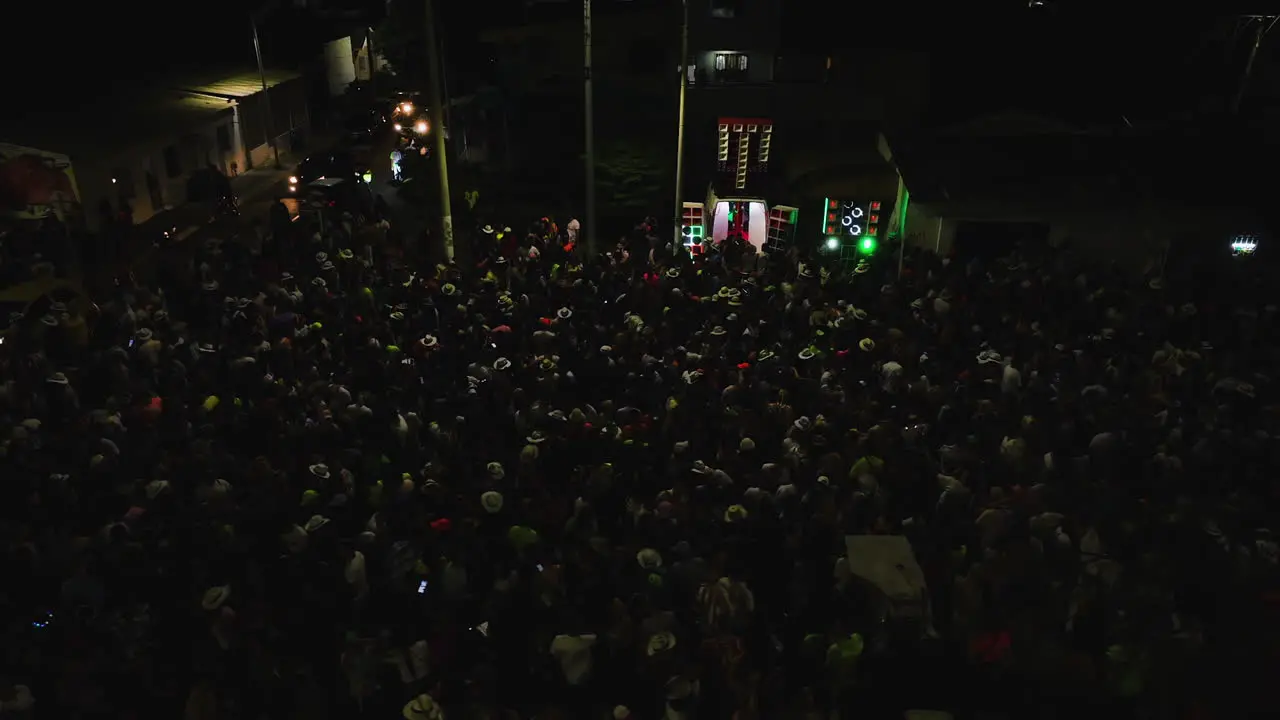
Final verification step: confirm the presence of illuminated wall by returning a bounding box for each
[324,36,358,97]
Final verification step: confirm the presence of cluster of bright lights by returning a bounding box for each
[841,202,864,236]
[681,205,705,246]
[398,102,413,114]
[288,175,298,193]
[1232,235,1258,256]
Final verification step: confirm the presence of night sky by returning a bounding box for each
[5,2,1274,127]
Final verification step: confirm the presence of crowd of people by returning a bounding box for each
[2,204,1278,720]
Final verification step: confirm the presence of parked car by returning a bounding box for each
[290,151,368,194]
[298,177,375,225]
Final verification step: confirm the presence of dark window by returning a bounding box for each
[163,145,182,178]
[217,124,232,152]
[710,0,742,18]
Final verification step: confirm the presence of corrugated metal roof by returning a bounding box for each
[181,69,302,99]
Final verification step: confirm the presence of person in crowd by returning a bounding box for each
[0,207,1276,720]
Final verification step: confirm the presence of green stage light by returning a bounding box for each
[859,237,877,254]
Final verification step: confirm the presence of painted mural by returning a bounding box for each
[0,144,82,221]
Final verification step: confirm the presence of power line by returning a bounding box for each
[1232,14,1279,114]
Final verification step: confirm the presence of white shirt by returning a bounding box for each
[1001,364,1022,394]
[550,634,597,685]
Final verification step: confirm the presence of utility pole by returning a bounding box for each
[251,17,281,169]
[672,0,689,253]
[583,0,598,258]
[424,0,454,260]
[1232,15,1278,114]
[439,33,454,153]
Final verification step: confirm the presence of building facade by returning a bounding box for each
[682,0,927,200]
[179,70,310,173]
[886,114,1261,267]
[0,69,309,232]
[0,93,237,230]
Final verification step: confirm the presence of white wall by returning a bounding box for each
[324,36,358,96]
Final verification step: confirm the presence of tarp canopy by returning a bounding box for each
[843,535,927,603]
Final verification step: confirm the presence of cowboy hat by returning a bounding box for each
[527,430,547,444]
[646,631,677,656]
[403,694,444,720]
[724,504,749,522]
[853,261,871,275]
[494,357,512,371]
[304,514,331,532]
[309,463,331,479]
[798,347,817,360]
[481,490,504,513]
[315,252,328,263]
[556,307,573,320]
[636,548,663,570]
[311,277,327,288]
[390,311,405,321]
[338,248,354,260]
[976,349,1003,365]
[486,462,505,480]
[441,283,459,296]
[421,334,439,348]
[481,224,495,234]
[135,328,153,342]
[757,349,776,362]
[858,338,876,352]
[281,271,294,282]
[709,325,727,336]
[197,342,217,353]
[320,260,335,272]
[665,267,681,278]
[201,585,232,611]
